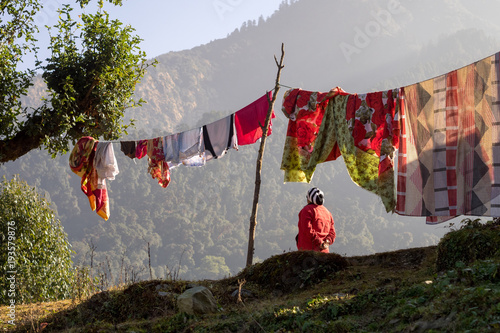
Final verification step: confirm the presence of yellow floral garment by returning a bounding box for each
[310,95,397,212]
[280,88,399,212]
[280,88,342,182]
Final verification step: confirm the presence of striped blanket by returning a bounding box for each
[396,52,500,223]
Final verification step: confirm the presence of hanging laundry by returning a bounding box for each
[179,127,204,164]
[164,127,205,168]
[69,137,110,220]
[163,133,180,167]
[93,142,119,218]
[147,137,171,188]
[313,90,398,212]
[203,114,237,161]
[280,87,399,213]
[68,89,358,219]
[396,52,500,223]
[95,142,119,180]
[346,90,399,213]
[120,141,136,159]
[135,140,148,159]
[234,92,274,145]
[280,88,341,183]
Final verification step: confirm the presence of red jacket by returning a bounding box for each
[297,203,336,253]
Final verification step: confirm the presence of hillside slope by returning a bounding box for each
[0,246,440,332]
[4,219,500,332]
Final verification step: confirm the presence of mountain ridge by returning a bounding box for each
[125,0,500,137]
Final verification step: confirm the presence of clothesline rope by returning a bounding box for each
[278,83,294,89]
[101,91,277,143]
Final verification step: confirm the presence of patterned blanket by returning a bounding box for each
[396,52,500,223]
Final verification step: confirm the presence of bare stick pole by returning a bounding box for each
[246,43,285,267]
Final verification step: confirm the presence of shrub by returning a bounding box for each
[0,175,74,304]
[436,218,500,272]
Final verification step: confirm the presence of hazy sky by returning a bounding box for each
[31,0,284,64]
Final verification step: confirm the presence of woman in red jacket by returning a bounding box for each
[296,187,336,253]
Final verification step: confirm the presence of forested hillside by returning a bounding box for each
[2,0,500,283]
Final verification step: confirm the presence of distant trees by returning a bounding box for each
[0,0,154,163]
[278,0,299,11]
[194,256,231,280]
[0,176,74,304]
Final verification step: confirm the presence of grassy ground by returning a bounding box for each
[2,219,499,332]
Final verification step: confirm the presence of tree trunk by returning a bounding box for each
[246,43,285,267]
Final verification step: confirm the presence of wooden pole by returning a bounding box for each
[246,43,285,267]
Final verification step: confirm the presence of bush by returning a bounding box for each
[0,175,74,304]
[436,218,500,272]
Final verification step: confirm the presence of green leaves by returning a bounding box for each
[436,218,500,271]
[0,175,74,304]
[41,2,154,156]
[0,0,155,163]
[0,1,41,140]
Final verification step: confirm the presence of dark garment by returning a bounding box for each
[203,114,237,160]
[120,141,136,159]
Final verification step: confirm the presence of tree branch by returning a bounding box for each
[0,115,46,163]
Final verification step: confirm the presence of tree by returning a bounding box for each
[0,175,74,304]
[194,256,231,280]
[0,0,155,163]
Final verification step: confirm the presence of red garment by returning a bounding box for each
[345,90,399,176]
[147,137,170,188]
[297,203,336,253]
[135,140,148,159]
[282,89,333,153]
[234,92,274,145]
[280,88,348,183]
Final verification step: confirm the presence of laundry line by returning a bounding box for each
[69,91,277,220]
